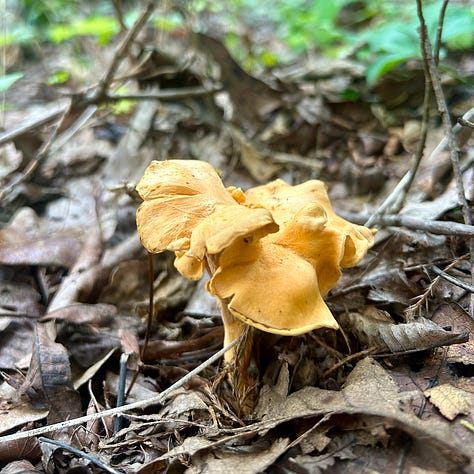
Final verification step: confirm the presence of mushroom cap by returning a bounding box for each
[136,160,374,339]
[245,179,375,294]
[136,160,238,253]
[174,205,278,280]
[208,240,339,335]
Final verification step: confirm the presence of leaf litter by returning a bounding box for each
[0,2,473,473]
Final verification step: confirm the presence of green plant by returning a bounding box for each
[0,72,24,92]
[195,0,473,85]
[360,2,474,84]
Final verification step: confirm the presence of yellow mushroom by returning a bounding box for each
[136,160,375,399]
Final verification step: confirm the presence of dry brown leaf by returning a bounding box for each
[0,281,43,318]
[0,234,82,268]
[73,347,116,390]
[0,319,35,370]
[424,384,472,421]
[142,327,223,361]
[186,437,290,474]
[0,450,42,468]
[18,323,82,424]
[159,388,210,420]
[0,383,48,435]
[0,207,83,268]
[194,33,282,131]
[339,306,467,354]
[231,128,281,182]
[155,358,469,472]
[40,303,117,325]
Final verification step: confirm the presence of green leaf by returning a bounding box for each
[49,16,118,44]
[365,53,413,85]
[0,72,24,92]
[47,70,70,85]
[366,24,419,56]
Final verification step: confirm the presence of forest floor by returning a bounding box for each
[0,2,474,473]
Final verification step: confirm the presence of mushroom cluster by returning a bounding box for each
[136,160,374,391]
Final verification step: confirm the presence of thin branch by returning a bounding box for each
[0,105,68,147]
[405,255,469,317]
[428,106,474,161]
[38,437,121,474]
[0,104,72,202]
[104,85,222,102]
[341,211,474,237]
[432,266,474,293]
[92,0,157,101]
[434,0,449,64]
[416,0,474,316]
[140,252,155,361]
[417,1,470,226]
[0,337,240,444]
[458,117,474,129]
[0,1,157,203]
[364,0,439,227]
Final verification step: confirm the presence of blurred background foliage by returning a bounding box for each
[1,0,473,91]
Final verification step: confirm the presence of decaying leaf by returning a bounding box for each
[0,281,43,318]
[73,347,116,390]
[193,33,282,132]
[154,358,469,472]
[425,384,472,421]
[0,208,82,268]
[185,437,290,474]
[231,127,281,182]
[0,383,48,435]
[0,234,82,268]
[0,319,35,370]
[17,323,82,424]
[338,306,467,355]
[40,303,117,325]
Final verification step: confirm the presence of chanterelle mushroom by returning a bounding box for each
[136,160,374,402]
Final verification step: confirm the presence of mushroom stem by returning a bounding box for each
[206,255,255,411]
[217,298,247,362]
[206,255,246,363]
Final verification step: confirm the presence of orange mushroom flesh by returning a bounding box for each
[136,160,375,390]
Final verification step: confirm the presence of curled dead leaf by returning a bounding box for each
[424,384,472,421]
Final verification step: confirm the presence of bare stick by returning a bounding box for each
[434,0,449,64]
[92,0,156,101]
[416,0,474,316]
[0,1,157,203]
[365,0,452,228]
[428,106,474,162]
[104,85,222,102]
[341,211,474,237]
[432,266,474,293]
[0,337,239,444]
[0,104,71,202]
[0,105,68,147]
[39,437,121,474]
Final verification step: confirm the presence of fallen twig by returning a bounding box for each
[0,1,157,203]
[416,0,474,316]
[0,337,239,444]
[91,0,157,102]
[0,104,71,202]
[0,105,68,147]
[406,254,469,317]
[340,211,474,237]
[39,437,121,474]
[104,85,222,102]
[432,266,474,293]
